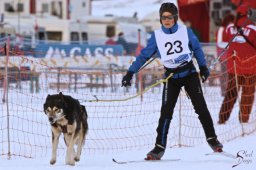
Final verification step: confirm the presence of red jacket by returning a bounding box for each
[224,23,256,74]
[216,26,228,61]
[105,38,116,45]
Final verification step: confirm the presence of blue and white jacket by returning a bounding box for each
[128,23,207,78]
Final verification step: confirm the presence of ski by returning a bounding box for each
[205,151,236,159]
[112,158,181,164]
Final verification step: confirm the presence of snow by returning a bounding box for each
[92,0,178,20]
[1,134,256,170]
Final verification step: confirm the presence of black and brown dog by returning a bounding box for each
[43,92,88,165]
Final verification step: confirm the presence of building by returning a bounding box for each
[209,0,236,42]
[0,0,92,20]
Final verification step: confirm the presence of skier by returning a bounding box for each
[121,2,223,160]
[218,4,256,124]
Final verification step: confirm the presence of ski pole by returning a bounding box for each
[209,18,252,70]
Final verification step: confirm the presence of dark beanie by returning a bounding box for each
[159,3,178,23]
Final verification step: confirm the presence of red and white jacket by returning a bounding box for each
[224,22,256,74]
[216,26,228,61]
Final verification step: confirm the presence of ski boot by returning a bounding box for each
[207,137,223,152]
[145,144,165,160]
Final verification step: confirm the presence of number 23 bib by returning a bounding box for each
[155,25,191,68]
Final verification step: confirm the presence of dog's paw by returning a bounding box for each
[50,159,56,165]
[66,160,75,166]
[74,156,80,162]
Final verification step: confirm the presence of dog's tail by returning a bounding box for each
[80,105,88,145]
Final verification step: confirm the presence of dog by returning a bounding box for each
[43,92,88,165]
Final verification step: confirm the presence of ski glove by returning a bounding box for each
[199,66,210,83]
[121,71,134,87]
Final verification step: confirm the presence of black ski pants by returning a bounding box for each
[155,72,217,147]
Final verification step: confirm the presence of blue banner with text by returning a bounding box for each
[34,44,123,58]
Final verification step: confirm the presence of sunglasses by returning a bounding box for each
[161,15,176,20]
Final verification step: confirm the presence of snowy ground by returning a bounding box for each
[92,0,177,19]
[1,66,256,170]
[1,134,255,170]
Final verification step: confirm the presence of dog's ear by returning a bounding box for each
[59,92,65,100]
[43,102,47,114]
[58,92,65,101]
[43,103,47,114]
[44,95,50,114]
[58,92,67,107]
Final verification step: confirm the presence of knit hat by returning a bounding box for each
[235,4,252,27]
[159,2,178,24]
[236,4,249,16]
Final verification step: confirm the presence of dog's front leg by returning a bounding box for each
[65,124,76,165]
[75,135,84,162]
[50,127,61,165]
[75,123,86,162]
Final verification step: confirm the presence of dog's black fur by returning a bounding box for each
[43,92,88,165]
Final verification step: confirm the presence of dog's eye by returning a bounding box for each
[54,108,61,113]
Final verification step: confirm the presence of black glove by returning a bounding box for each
[199,66,210,83]
[121,71,134,87]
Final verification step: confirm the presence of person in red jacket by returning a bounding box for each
[105,37,116,45]
[216,13,235,96]
[218,4,256,124]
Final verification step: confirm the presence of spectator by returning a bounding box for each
[218,4,256,124]
[30,66,40,93]
[216,13,235,96]
[121,2,223,160]
[116,32,130,55]
[105,37,116,45]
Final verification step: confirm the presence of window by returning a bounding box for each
[71,32,79,41]
[213,2,221,10]
[47,31,62,41]
[51,1,63,18]
[106,25,115,37]
[211,11,219,20]
[82,32,88,41]
[17,3,24,12]
[37,32,46,40]
[4,3,14,12]
[42,3,49,13]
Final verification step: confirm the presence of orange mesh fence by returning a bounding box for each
[0,39,255,158]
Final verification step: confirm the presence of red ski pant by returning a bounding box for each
[219,74,256,123]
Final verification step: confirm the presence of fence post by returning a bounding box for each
[139,70,143,102]
[57,67,61,92]
[232,51,245,136]
[74,73,77,92]
[3,36,11,159]
[178,93,182,147]
[109,64,114,92]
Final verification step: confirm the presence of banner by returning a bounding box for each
[34,43,124,58]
